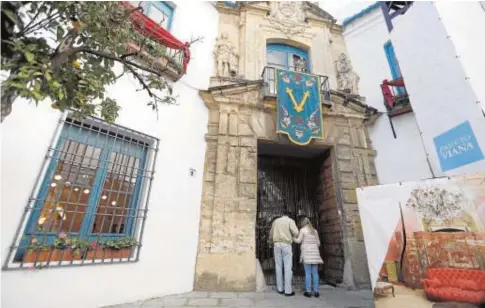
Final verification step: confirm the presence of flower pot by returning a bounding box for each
[84,247,131,260]
[109,248,131,259]
[85,247,106,260]
[23,249,74,263]
[51,249,74,261]
[23,249,49,263]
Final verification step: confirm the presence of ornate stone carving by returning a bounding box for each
[214,33,239,77]
[335,53,360,94]
[268,2,307,37]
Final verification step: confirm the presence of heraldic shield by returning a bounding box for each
[276,69,323,145]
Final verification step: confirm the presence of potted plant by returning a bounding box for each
[23,237,49,263]
[50,232,74,261]
[69,237,91,259]
[99,237,137,259]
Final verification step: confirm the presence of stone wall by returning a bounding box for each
[214,2,350,87]
[194,85,261,291]
[194,83,379,291]
[195,1,379,292]
[318,153,345,285]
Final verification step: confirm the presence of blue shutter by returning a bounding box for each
[266,44,310,72]
[384,41,404,94]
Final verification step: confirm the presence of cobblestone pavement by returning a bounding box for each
[101,286,375,308]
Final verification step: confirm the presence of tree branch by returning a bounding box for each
[21,11,61,37]
[124,64,175,114]
[120,52,138,60]
[21,2,47,34]
[80,48,169,77]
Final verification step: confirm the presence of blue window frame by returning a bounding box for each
[266,43,310,73]
[142,1,174,31]
[15,116,153,261]
[384,41,404,94]
[223,1,237,8]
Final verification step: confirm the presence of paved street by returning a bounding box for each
[101,286,375,308]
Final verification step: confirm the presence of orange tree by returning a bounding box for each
[1,1,199,122]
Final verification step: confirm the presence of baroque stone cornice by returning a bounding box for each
[199,80,381,123]
[201,81,263,110]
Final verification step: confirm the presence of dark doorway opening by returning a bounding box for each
[256,142,330,286]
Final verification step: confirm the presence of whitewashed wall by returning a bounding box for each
[391,2,485,177]
[343,8,432,184]
[435,2,485,114]
[1,2,218,308]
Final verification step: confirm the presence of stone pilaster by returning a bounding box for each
[194,87,260,292]
[329,99,378,289]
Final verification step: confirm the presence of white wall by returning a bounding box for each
[391,2,485,177]
[343,8,432,184]
[343,8,389,108]
[1,2,218,308]
[435,2,485,114]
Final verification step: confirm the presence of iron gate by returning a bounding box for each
[256,155,323,286]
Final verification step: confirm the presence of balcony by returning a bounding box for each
[121,2,190,81]
[261,66,331,106]
[125,41,184,80]
[380,77,412,117]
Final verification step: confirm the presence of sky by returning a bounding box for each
[318,0,375,22]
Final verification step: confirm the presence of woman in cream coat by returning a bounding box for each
[294,217,324,298]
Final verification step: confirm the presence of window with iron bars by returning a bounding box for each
[3,114,158,270]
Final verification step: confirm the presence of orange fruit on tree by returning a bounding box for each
[72,60,81,69]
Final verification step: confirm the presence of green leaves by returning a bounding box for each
[24,51,35,63]
[3,9,20,25]
[101,237,137,250]
[2,1,183,122]
[56,26,65,41]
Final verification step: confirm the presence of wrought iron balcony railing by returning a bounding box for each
[261,66,331,106]
[121,2,190,81]
[380,77,412,117]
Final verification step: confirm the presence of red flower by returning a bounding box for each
[296,117,303,124]
[90,242,98,247]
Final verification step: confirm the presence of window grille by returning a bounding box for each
[131,1,174,30]
[3,114,158,270]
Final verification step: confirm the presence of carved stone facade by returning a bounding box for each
[335,53,360,94]
[267,2,308,37]
[214,33,239,77]
[195,2,375,291]
[213,1,356,85]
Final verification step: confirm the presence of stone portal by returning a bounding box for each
[194,81,380,291]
